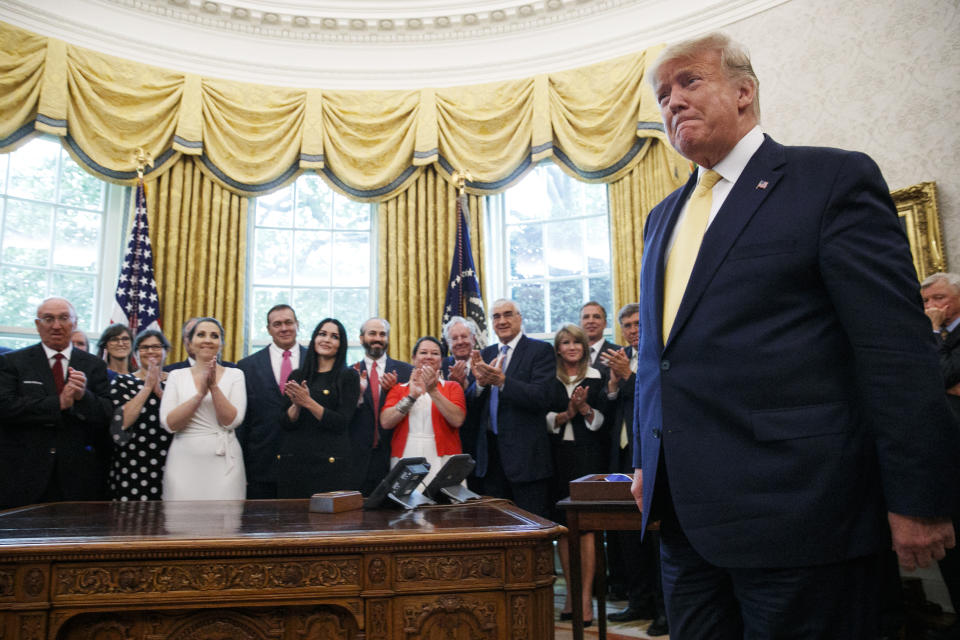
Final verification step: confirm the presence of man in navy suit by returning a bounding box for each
[349,317,413,496]
[631,33,957,637]
[237,304,306,499]
[0,297,112,509]
[470,299,564,518]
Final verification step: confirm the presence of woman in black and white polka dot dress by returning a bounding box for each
[108,329,172,501]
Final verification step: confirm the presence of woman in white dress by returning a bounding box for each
[380,336,466,486]
[159,317,246,500]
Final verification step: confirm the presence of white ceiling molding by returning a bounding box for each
[0,0,789,88]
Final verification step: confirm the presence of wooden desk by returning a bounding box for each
[0,499,562,640]
[556,498,645,640]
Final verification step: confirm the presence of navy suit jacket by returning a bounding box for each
[607,345,637,473]
[634,136,957,568]
[0,343,112,508]
[442,355,479,463]
[236,344,308,487]
[349,357,413,485]
[472,335,565,483]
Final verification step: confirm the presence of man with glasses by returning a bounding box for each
[0,297,112,509]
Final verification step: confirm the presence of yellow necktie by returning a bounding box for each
[662,169,723,343]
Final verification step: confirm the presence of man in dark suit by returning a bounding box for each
[441,316,481,489]
[349,317,412,496]
[0,297,112,509]
[580,301,618,370]
[470,299,564,518]
[632,33,957,638]
[922,272,960,640]
[237,304,307,499]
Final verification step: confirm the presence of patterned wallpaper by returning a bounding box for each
[721,0,960,269]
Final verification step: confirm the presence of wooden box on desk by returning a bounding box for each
[568,473,634,501]
[309,490,363,512]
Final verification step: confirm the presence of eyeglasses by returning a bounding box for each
[37,315,74,326]
[108,336,132,344]
[137,344,165,352]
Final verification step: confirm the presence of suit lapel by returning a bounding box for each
[31,344,58,393]
[666,137,785,347]
[505,337,527,376]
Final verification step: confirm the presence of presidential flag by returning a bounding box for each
[110,179,161,333]
[441,193,487,348]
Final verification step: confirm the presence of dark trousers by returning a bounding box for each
[246,481,277,500]
[479,431,551,519]
[659,510,880,639]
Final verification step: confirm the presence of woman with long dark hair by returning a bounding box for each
[97,324,136,380]
[279,318,361,497]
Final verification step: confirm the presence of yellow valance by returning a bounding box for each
[0,21,669,198]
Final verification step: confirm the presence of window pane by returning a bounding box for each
[254,229,292,285]
[334,193,371,230]
[511,283,544,334]
[0,335,35,351]
[54,208,100,272]
[250,287,290,343]
[0,153,8,193]
[295,174,332,229]
[293,230,331,286]
[255,185,293,227]
[2,200,52,267]
[332,232,370,287]
[0,267,46,325]
[588,277,614,316]
[546,222,583,277]
[549,279,583,332]
[292,287,330,329]
[585,217,610,274]
[50,271,96,329]
[505,167,551,223]
[556,170,607,219]
[59,159,105,209]
[333,288,369,337]
[7,137,59,201]
[508,223,544,280]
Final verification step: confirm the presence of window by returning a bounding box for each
[0,137,125,350]
[247,174,375,359]
[485,162,613,337]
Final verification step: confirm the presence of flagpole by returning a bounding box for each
[442,170,488,349]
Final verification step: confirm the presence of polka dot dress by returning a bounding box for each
[108,374,171,501]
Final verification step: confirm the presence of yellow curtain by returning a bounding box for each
[608,140,690,342]
[378,167,485,357]
[145,156,248,363]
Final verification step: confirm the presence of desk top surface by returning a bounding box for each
[0,499,561,558]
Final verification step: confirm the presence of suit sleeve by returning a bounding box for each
[0,355,61,428]
[499,342,565,412]
[818,152,958,517]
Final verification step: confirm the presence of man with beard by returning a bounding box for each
[349,317,413,495]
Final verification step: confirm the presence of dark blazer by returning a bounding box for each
[607,345,637,473]
[472,335,565,483]
[441,355,479,464]
[0,343,112,508]
[278,366,361,498]
[634,136,957,568]
[236,344,308,493]
[349,357,413,494]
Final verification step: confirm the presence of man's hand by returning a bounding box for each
[925,306,947,331]
[631,468,643,512]
[888,512,955,571]
[472,351,505,387]
[66,367,87,399]
[380,370,398,392]
[448,359,468,389]
[600,347,632,380]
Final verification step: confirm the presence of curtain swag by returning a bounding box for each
[0,21,675,200]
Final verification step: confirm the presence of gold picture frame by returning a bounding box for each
[892,181,946,280]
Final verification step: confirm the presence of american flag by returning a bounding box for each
[441,193,487,349]
[110,179,161,333]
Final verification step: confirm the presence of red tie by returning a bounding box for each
[369,361,380,447]
[278,349,292,393]
[52,353,65,395]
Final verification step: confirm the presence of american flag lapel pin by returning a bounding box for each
[756,180,769,190]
